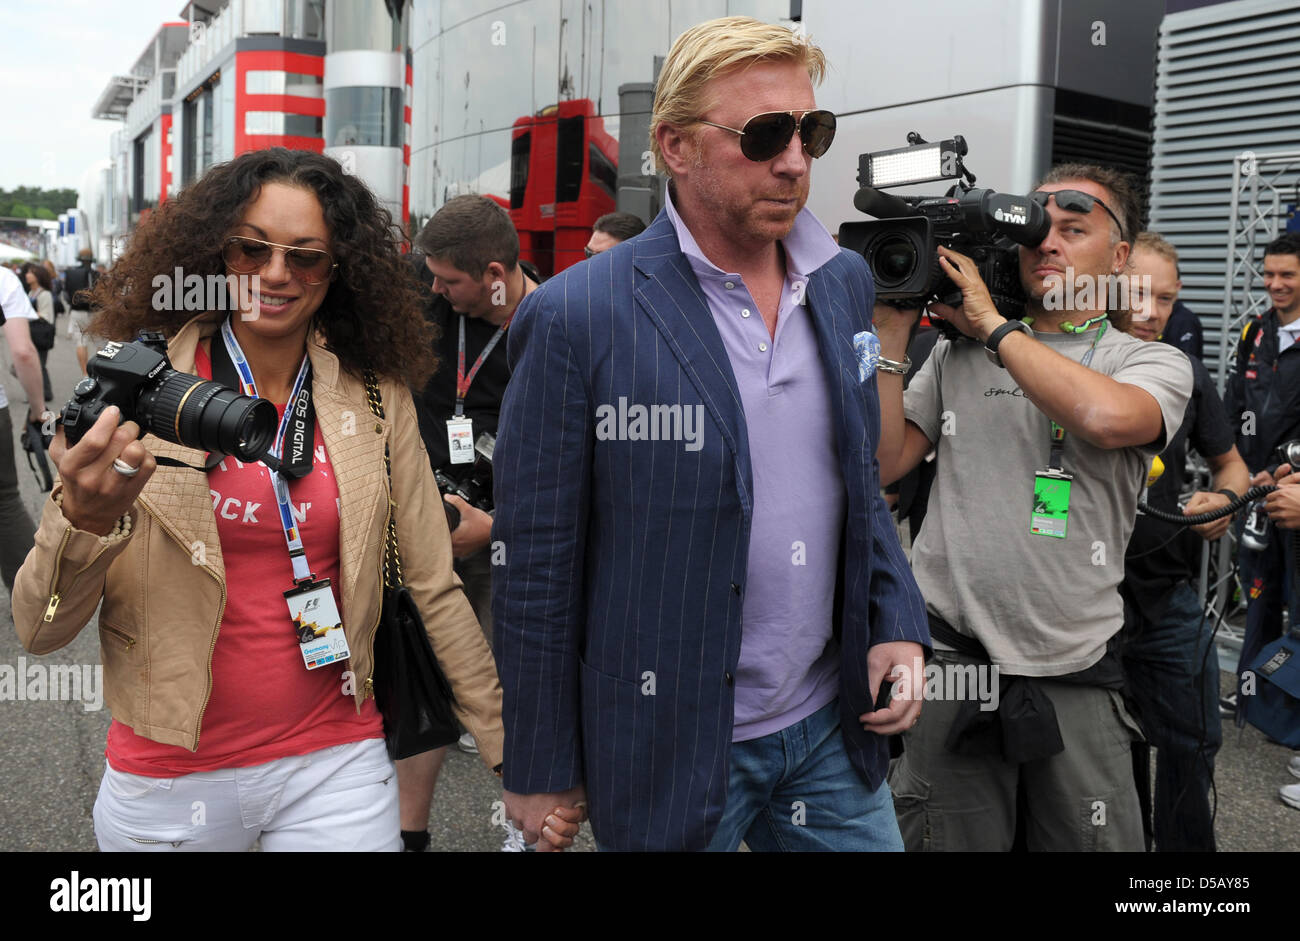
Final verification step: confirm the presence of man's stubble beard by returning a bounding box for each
[689,144,803,246]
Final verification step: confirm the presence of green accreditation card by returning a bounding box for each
[1031,470,1073,538]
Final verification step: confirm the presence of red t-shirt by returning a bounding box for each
[107,343,383,775]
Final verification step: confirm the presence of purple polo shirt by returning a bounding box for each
[665,192,845,741]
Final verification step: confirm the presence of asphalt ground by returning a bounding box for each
[0,330,1294,852]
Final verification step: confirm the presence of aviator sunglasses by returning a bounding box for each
[695,109,837,162]
[1029,190,1127,242]
[221,236,338,285]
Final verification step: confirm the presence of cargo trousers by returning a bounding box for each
[888,648,1146,851]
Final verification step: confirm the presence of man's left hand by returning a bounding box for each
[933,245,1007,343]
[1185,490,1233,541]
[859,640,925,736]
[444,494,492,557]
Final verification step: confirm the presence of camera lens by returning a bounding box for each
[137,371,278,461]
[870,235,918,288]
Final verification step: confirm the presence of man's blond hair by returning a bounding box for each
[650,16,827,176]
[1134,231,1180,270]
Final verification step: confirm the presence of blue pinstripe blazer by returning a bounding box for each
[492,209,930,851]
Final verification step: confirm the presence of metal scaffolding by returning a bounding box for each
[1202,148,1300,664]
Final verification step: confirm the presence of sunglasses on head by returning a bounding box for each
[221,236,337,285]
[1030,190,1126,242]
[695,109,837,163]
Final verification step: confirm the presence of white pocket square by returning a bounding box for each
[854,330,881,382]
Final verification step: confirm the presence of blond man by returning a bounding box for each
[492,16,928,851]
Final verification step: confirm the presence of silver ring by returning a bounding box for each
[112,458,140,478]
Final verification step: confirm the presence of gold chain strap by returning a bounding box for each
[364,371,404,589]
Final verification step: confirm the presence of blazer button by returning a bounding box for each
[724,672,734,687]
[731,582,741,594]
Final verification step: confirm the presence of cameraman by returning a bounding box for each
[875,164,1193,851]
[401,195,539,852]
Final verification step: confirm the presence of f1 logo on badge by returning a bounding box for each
[304,597,319,611]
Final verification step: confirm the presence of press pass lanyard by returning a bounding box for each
[447,314,509,464]
[454,314,510,417]
[1032,320,1107,540]
[218,318,316,579]
[218,318,349,669]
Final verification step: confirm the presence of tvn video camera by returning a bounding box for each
[838,133,1051,335]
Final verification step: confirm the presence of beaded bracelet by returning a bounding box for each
[52,490,134,546]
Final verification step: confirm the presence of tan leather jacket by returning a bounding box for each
[11,312,503,769]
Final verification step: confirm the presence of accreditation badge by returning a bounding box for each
[285,578,350,670]
[447,417,475,464]
[1030,470,1073,539]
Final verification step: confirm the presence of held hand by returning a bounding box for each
[934,246,1006,342]
[503,785,587,852]
[443,494,492,558]
[52,406,156,536]
[859,640,924,736]
[538,804,586,851]
[1185,491,1233,541]
[1264,485,1300,530]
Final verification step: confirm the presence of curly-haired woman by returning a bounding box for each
[10,149,582,851]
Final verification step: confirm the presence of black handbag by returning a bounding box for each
[364,372,462,760]
[29,315,55,351]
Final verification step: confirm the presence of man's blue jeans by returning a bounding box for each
[1121,582,1222,851]
[1236,526,1300,724]
[703,699,903,852]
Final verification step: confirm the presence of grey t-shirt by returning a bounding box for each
[903,325,1193,676]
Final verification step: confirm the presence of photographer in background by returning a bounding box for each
[403,195,540,852]
[875,164,1193,851]
[1121,231,1249,851]
[1223,233,1300,724]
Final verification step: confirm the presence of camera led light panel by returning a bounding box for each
[865,141,961,188]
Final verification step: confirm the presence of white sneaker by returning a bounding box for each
[456,731,478,755]
[1288,755,1300,781]
[501,820,532,852]
[1281,782,1300,810]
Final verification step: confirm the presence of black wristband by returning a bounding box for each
[1217,488,1241,504]
[984,320,1032,368]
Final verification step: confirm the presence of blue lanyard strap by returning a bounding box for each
[220,318,314,583]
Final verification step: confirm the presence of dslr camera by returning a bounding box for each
[437,431,496,532]
[838,133,1050,331]
[61,332,277,461]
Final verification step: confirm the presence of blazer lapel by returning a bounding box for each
[632,214,753,516]
[804,268,869,458]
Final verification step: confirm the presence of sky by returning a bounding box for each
[0,0,183,194]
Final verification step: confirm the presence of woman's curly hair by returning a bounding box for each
[88,148,436,387]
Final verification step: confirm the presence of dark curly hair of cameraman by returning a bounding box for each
[87,147,436,387]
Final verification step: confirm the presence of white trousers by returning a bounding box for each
[93,738,400,851]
